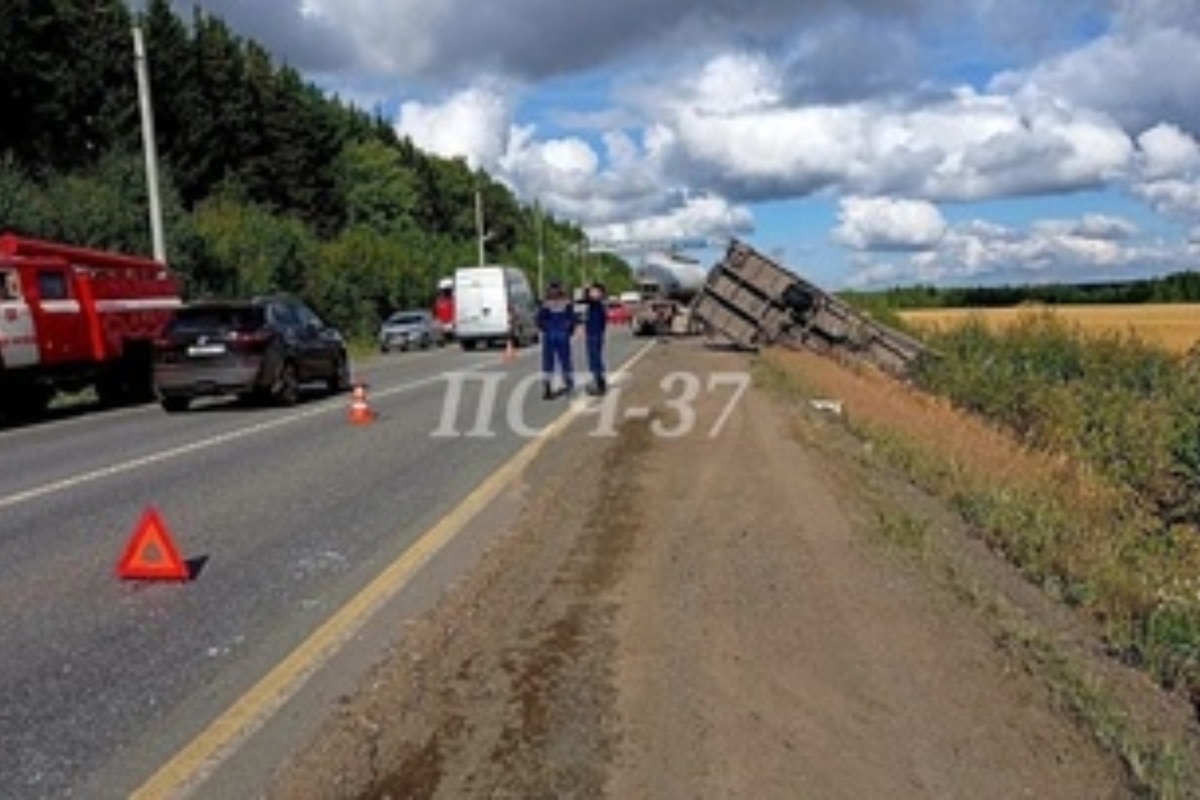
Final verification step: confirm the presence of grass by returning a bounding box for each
[753,351,1198,798]
[901,304,1200,354]
[347,337,383,362]
[997,603,1193,798]
[873,510,933,558]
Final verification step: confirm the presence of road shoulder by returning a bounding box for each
[267,342,1131,799]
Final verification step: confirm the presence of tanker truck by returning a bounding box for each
[631,251,708,336]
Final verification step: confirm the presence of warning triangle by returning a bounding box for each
[116,507,190,581]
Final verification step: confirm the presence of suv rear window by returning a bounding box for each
[167,305,265,334]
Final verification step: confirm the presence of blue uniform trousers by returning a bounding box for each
[586,334,605,384]
[542,333,574,388]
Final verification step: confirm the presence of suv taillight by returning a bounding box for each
[227,329,272,348]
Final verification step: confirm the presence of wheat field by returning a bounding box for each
[899,303,1200,354]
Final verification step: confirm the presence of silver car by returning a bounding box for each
[378,310,445,352]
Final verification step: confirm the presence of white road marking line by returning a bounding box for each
[0,342,643,512]
[0,369,473,512]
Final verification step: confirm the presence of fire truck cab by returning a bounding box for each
[0,233,182,418]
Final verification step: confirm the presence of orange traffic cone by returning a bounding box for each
[503,337,516,363]
[348,383,376,424]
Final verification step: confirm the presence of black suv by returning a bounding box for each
[154,296,350,412]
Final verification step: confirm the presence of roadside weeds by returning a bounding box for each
[754,350,1200,799]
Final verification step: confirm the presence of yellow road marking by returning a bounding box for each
[132,340,655,799]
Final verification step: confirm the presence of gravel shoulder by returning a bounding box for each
[267,341,1132,799]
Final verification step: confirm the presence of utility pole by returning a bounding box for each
[535,200,545,295]
[474,189,486,266]
[132,18,166,263]
[578,237,587,288]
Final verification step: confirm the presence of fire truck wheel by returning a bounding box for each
[1,386,53,420]
[95,374,126,407]
[274,360,300,406]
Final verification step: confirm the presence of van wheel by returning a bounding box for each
[460,339,477,351]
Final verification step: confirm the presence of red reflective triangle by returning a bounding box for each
[116,507,189,581]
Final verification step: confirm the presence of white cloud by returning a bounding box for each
[1137,124,1200,181]
[689,53,782,114]
[992,6,1200,138]
[1134,179,1200,224]
[586,194,754,246]
[182,0,1200,285]
[185,0,915,84]
[632,58,1135,205]
[1032,214,1137,241]
[834,197,947,251]
[845,211,1173,288]
[395,85,514,168]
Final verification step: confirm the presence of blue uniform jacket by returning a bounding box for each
[537,299,576,338]
[584,299,607,337]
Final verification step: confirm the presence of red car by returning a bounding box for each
[606,299,633,326]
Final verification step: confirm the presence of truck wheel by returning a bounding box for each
[95,373,125,407]
[160,396,190,413]
[1,385,53,420]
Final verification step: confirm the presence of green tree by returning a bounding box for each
[0,154,35,232]
[191,193,316,297]
[143,0,198,196]
[309,226,412,337]
[336,140,419,236]
[0,0,137,173]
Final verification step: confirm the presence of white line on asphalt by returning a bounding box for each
[0,367,485,513]
[0,403,147,443]
[0,338,622,512]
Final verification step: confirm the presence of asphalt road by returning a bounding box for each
[0,331,645,798]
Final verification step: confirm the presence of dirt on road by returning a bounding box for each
[268,341,1154,799]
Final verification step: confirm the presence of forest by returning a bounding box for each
[0,0,631,338]
[842,269,1200,312]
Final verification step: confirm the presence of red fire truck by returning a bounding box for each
[0,233,182,418]
[433,276,455,340]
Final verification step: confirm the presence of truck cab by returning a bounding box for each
[0,234,182,418]
[0,266,38,371]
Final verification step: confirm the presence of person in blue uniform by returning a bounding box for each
[584,282,608,395]
[536,282,576,399]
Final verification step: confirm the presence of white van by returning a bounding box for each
[453,266,539,351]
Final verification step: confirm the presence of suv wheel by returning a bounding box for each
[328,354,350,394]
[274,360,300,406]
[160,396,190,413]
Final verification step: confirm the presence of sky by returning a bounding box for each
[163,0,1200,289]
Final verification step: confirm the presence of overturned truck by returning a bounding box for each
[690,240,927,375]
